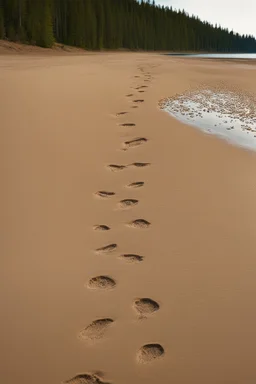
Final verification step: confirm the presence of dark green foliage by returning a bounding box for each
[1,0,256,52]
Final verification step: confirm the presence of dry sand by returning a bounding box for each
[2,47,256,384]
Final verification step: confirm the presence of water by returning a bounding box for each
[167,53,256,59]
[161,89,256,151]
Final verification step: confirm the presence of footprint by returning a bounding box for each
[107,164,127,172]
[119,123,136,127]
[123,138,147,150]
[126,181,144,188]
[133,298,160,317]
[87,276,116,290]
[129,162,150,168]
[137,344,165,364]
[93,225,110,231]
[128,219,151,229]
[131,106,138,109]
[64,373,111,384]
[95,244,117,254]
[116,112,127,116]
[138,91,145,93]
[78,318,114,341]
[95,191,116,198]
[119,254,144,263]
[118,199,139,209]
[133,99,144,103]
[126,94,133,97]
[136,86,148,90]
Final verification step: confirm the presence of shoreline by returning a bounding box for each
[2,52,256,384]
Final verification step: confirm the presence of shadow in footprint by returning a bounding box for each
[137,344,165,364]
[123,138,147,150]
[116,112,128,117]
[93,225,111,231]
[128,219,151,229]
[87,276,116,290]
[119,123,136,127]
[118,199,139,209]
[129,162,150,168]
[119,254,144,263]
[107,164,127,172]
[133,99,144,103]
[96,244,117,254]
[126,181,144,188]
[79,318,114,342]
[95,191,116,198]
[133,298,160,318]
[64,373,111,384]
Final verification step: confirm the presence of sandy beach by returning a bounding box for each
[2,48,256,384]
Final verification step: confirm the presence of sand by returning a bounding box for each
[2,46,256,384]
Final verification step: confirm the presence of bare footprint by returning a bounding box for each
[129,162,150,168]
[87,276,116,290]
[118,199,139,209]
[64,373,111,384]
[93,225,111,231]
[107,164,127,172]
[116,112,127,116]
[95,191,115,198]
[128,219,151,229]
[119,254,144,263]
[137,344,165,364]
[126,94,133,97]
[138,90,145,93]
[95,244,117,254]
[119,123,136,127]
[133,99,144,103]
[126,181,144,188]
[133,298,160,317]
[123,138,147,150]
[79,318,114,341]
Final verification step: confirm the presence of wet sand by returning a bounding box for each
[2,49,256,384]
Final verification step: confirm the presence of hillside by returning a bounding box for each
[0,0,256,52]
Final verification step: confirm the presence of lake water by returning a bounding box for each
[161,89,256,152]
[168,53,256,59]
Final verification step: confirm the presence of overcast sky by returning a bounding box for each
[155,0,256,37]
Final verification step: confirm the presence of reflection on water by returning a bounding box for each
[161,89,256,151]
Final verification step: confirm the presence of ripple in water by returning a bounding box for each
[160,88,256,151]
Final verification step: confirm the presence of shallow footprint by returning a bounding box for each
[129,162,150,168]
[116,112,127,116]
[79,318,114,341]
[87,276,116,290]
[64,373,111,384]
[119,123,136,127]
[118,199,139,209]
[133,298,160,317]
[95,244,117,254]
[133,99,144,103]
[126,181,144,188]
[123,137,148,150]
[93,225,110,231]
[126,94,133,97]
[137,344,165,364]
[107,164,127,172]
[128,219,151,229]
[95,191,116,198]
[119,254,144,263]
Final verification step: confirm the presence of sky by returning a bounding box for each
[155,0,256,38]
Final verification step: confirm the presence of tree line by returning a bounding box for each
[0,0,255,52]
